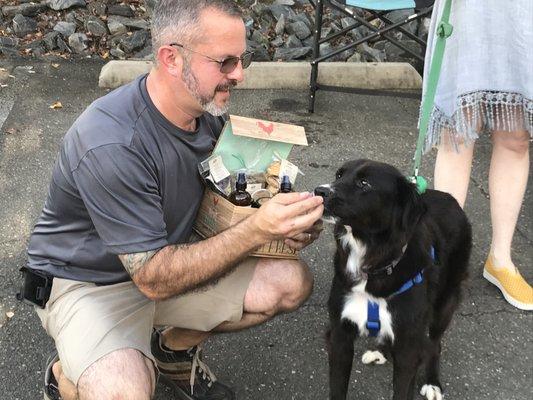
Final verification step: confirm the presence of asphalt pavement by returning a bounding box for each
[0,58,531,400]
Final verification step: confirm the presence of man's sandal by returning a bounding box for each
[151,329,235,400]
[43,351,61,400]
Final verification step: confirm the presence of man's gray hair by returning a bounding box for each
[151,0,242,59]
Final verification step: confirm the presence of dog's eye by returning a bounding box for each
[335,169,343,180]
[356,179,371,190]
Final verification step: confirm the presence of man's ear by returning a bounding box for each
[157,45,183,78]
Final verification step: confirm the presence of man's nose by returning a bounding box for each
[314,185,332,199]
[227,60,245,83]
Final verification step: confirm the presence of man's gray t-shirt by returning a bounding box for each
[27,75,223,284]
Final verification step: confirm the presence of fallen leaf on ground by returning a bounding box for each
[6,311,14,319]
[5,128,18,135]
[51,63,60,68]
[50,101,63,109]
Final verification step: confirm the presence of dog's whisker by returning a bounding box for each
[321,216,338,225]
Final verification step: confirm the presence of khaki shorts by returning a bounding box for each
[35,258,257,385]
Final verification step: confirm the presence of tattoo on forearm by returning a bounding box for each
[119,250,159,277]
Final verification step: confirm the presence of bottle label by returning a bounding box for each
[279,159,299,185]
[247,183,264,194]
[208,155,231,183]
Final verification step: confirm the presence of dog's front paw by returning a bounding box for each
[361,350,387,365]
[420,384,442,400]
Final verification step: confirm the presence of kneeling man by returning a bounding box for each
[23,1,323,399]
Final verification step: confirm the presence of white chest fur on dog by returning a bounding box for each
[339,227,395,343]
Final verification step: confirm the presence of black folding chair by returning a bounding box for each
[308,0,434,113]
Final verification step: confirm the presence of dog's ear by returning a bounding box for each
[396,176,425,233]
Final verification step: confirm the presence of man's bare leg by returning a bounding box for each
[52,361,78,400]
[161,258,313,347]
[53,349,156,400]
[160,327,211,351]
[215,258,314,332]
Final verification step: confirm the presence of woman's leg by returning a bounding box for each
[434,133,475,208]
[488,129,530,271]
[483,128,532,310]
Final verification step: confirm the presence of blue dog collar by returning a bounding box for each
[367,301,381,337]
[365,246,436,337]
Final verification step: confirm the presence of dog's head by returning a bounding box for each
[314,159,425,238]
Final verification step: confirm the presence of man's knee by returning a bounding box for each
[284,260,314,310]
[77,349,155,400]
[269,259,314,313]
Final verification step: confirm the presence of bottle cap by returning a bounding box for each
[280,175,291,193]
[236,172,247,190]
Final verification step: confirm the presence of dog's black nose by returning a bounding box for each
[314,185,332,198]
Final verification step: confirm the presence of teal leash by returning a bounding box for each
[411,0,453,194]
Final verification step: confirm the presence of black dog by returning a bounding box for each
[314,159,471,400]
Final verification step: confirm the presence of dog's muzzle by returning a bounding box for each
[314,185,332,199]
[314,185,338,224]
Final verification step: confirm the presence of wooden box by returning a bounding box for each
[193,115,308,259]
[194,189,298,259]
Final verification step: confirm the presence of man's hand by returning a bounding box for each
[284,220,323,250]
[249,192,324,245]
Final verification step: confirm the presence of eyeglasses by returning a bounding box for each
[170,43,253,74]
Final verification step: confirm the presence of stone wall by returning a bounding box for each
[0,0,430,68]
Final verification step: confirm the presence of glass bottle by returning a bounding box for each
[229,172,252,206]
[280,175,292,193]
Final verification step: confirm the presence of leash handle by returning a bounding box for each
[412,0,453,191]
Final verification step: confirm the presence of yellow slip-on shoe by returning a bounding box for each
[483,256,533,311]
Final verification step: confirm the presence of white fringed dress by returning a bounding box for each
[421,0,533,151]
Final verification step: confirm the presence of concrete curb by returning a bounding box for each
[98,61,422,90]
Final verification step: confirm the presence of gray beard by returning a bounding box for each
[182,61,229,117]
